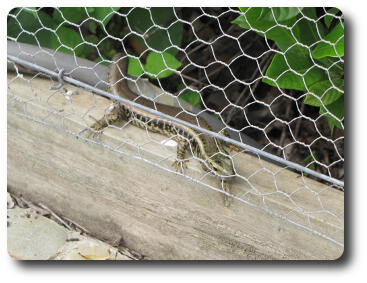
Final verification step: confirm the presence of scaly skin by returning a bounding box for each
[86,52,236,206]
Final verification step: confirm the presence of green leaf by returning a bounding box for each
[38,10,57,29]
[127,52,181,78]
[53,7,88,24]
[266,25,298,48]
[86,7,95,14]
[291,14,326,47]
[51,8,64,24]
[123,7,183,56]
[231,15,249,29]
[324,8,342,28]
[179,90,201,108]
[7,14,22,39]
[271,7,304,22]
[233,7,305,49]
[123,7,153,33]
[22,7,39,18]
[127,57,145,76]
[144,52,182,79]
[177,85,202,107]
[87,20,98,34]
[7,9,57,49]
[233,7,326,52]
[312,22,344,59]
[300,6,317,19]
[76,34,99,59]
[232,16,296,48]
[8,7,20,16]
[303,151,318,171]
[319,95,344,129]
[35,29,58,49]
[303,78,344,106]
[263,44,328,91]
[233,7,344,132]
[263,53,305,90]
[84,34,98,44]
[8,8,40,34]
[96,38,116,60]
[54,26,84,55]
[92,7,119,25]
[238,7,302,25]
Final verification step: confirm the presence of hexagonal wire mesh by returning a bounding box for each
[7,7,344,248]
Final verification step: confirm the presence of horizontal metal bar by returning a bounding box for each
[7,54,344,188]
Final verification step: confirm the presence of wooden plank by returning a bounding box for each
[7,73,344,259]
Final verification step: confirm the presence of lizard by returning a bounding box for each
[86,51,236,206]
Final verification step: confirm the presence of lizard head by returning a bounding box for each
[206,152,235,178]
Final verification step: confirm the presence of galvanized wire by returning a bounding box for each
[7,54,344,188]
[7,7,344,249]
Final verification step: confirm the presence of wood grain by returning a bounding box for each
[7,73,344,259]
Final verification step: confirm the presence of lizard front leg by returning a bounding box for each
[172,139,190,174]
[220,178,231,207]
[81,102,125,138]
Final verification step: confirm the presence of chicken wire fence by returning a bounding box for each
[7,7,344,248]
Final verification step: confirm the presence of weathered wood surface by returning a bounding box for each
[7,72,344,259]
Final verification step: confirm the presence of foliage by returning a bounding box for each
[303,151,321,177]
[8,7,118,58]
[232,7,344,130]
[177,84,202,108]
[128,52,182,79]
[7,7,184,80]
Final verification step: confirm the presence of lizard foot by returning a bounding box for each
[221,179,231,207]
[78,115,107,140]
[172,160,189,174]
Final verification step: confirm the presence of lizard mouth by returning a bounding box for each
[200,157,235,179]
[209,167,236,179]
